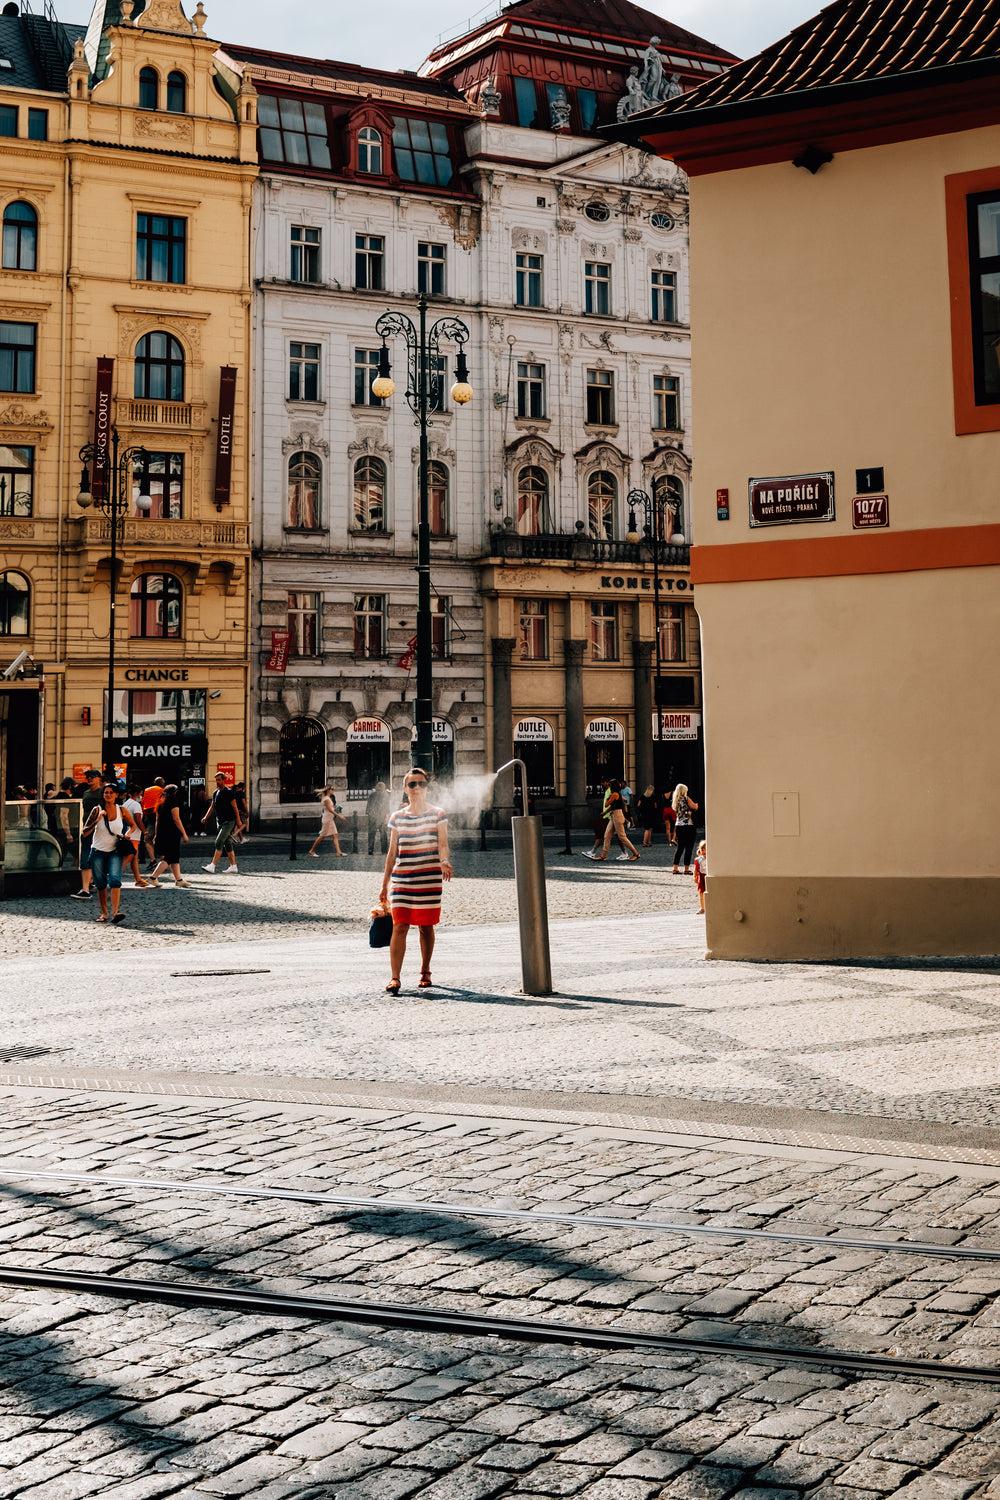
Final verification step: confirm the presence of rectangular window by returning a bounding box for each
[585,368,614,425]
[0,444,32,515]
[0,105,16,137]
[353,348,385,407]
[287,592,318,657]
[518,599,548,661]
[354,593,385,658]
[0,322,35,393]
[514,77,538,127]
[578,88,598,132]
[420,353,447,413]
[969,192,1000,402]
[418,241,446,295]
[515,252,542,308]
[653,374,680,430]
[355,233,384,291]
[516,361,545,418]
[658,603,685,664]
[132,451,183,519]
[257,94,331,168]
[590,601,618,661]
[27,108,47,141]
[109,688,205,739]
[432,596,450,659]
[651,269,677,323]
[289,342,320,401]
[290,225,320,283]
[584,261,611,315]
[392,117,454,186]
[135,214,186,284]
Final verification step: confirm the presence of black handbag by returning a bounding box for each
[369,910,393,948]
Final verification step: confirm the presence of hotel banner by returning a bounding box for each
[92,358,114,500]
[213,366,237,507]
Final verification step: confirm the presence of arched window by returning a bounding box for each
[428,460,449,535]
[138,66,158,110]
[588,470,617,540]
[358,126,383,174]
[0,571,29,636]
[653,473,685,539]
[516,465,549,535]
[353,456,386,531]
[287,451,321,529]
[279,717,326,804]
[130,573,182,638]
[134,332,184,402]
[2,202,36,271]
[166,71,186,113]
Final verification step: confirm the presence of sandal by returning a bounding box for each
[418,972,433,988]
[385,979,401,994]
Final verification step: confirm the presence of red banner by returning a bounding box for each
[213,366,237,508]
[397,634,417,671]
[92,357,114,501]
[266,629,291,674]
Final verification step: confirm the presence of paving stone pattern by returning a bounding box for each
[0,1091,997,1495]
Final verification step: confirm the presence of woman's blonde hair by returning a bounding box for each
[696,840,706,855]
[671,783,688,811]
[643,785,654,798]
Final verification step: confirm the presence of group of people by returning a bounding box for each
[65,768,246,924]
[583,779,707,909]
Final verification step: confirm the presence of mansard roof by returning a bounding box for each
[220,41,467,106]
[0,11,84,92]
[489,0,735,58]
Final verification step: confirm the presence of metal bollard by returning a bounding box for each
[352,811,359,854]
[562,801,572,856]
[479,809,487,852]
[290,812,298,861]
[512,815,552,996]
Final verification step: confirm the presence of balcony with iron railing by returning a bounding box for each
[484,521,690,569]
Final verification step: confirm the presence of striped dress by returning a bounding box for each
[387,805,447,925]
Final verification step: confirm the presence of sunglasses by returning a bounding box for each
[405,779,426,788]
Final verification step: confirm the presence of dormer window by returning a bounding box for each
[138,67,158,110]
[358,126,382,175]
[166,71,186,114]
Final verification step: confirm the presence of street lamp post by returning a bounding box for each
[76,428,150,780]
[372,295,472,774]
[625,485,671,804]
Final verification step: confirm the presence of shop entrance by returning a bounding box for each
[585,718,625,797]
[279,717,326,803]
[346,718,391,800]
[411,719,454,782]
[513,717,555,800]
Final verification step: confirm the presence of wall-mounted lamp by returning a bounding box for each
[209,690,222,700]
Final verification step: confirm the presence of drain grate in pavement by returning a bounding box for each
[0,1046,60,1064]
[170,969,272,977]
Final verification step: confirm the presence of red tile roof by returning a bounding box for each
[630,0,1000,121]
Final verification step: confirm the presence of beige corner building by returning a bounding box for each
[0,0,255,806]
[624,0,1000,958]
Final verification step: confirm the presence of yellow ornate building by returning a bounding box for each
[0,0,255,806]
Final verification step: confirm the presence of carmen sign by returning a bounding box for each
[749,472,834,527]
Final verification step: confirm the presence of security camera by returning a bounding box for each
[1,650,31,680]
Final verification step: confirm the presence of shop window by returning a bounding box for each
[432,596,450,659]
[513,721,555,797]
[135,213,186,284]
[257,95,331,169]
[290,225,320,283]
[651,269,677,323]
[355,233,384,291]
[279,717,326,804]
[288,341,320,401]
[358,126,383,174]
[346,722,390,799]
[138,67,158,110]
[585,725,625,798]
[166,71,186,113]
[0,570,29,636]
[585,368,614,425]
[418,241,446,295]
[392,116,454,186]
[353,348,385,407]
[353,457,386,531]
[287,451,321,529]
[588,470,617,539]
[353,593,385,658]
[130,573,182,639]
[653,374,680,430]
[659,603,685,663]
[0,445,33,515]
[109,688,205,739]
[516,361,545,418]
[132,451,183,519]
[2,202,36,271]
[590,601,618,661]
[518,598,548,660]
[428,461,449,535]
[287,591,318,656]
[584,261,611,316]
[134,333,184,401]
[0,321,35,393]
[515,252,542,307]
[516,465,549,535]
[27,109,46,141]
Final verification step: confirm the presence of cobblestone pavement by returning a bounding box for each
[0,1087,997,1497]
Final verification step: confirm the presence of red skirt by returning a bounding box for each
[390,904,440,926]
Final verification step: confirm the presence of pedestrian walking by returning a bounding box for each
[201,771,242,873]
[587,780,639,862]
[140,777,165,867]
[53,776,75,865]
[121,785,148,886]
[634,784,660,848]
[379,766,452,994]
[693,839,707,914]
[366,781,390,855]
[69,768,105,901]
[190,783,212,836]
[308,786,346,857]
[671,782,699,874]
[233,783,250,846]
[82,782,139,924]
[148,785,191,886]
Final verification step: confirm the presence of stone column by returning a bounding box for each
[633,638,654,796]
[563,638,587,825]
[491,637,515,814]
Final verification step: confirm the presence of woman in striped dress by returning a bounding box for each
[379,766,452,994]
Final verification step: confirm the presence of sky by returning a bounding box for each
[58,0,822,69]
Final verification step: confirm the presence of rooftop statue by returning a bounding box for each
[617,39,683,120]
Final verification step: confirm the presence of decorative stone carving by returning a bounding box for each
[512,229,546,251]
[556,218,576,234]
[504,434,562,470]
[479,75,500,115]
[436,202,481,250]
[573,440,630,474]
[136,0,196,33]
[348,430,391,460]
[0,404,49,429]
[579,329,615,351]
[617,38,684,120]
[410,438,456,466]
[624,227,642,242]
[118,313,202,361]
[489,316,506,343]
[282,431,330,457]
[0,522,35,539]
[549,86,570,131]
[135,113,194,143]
[583,242,608,258]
